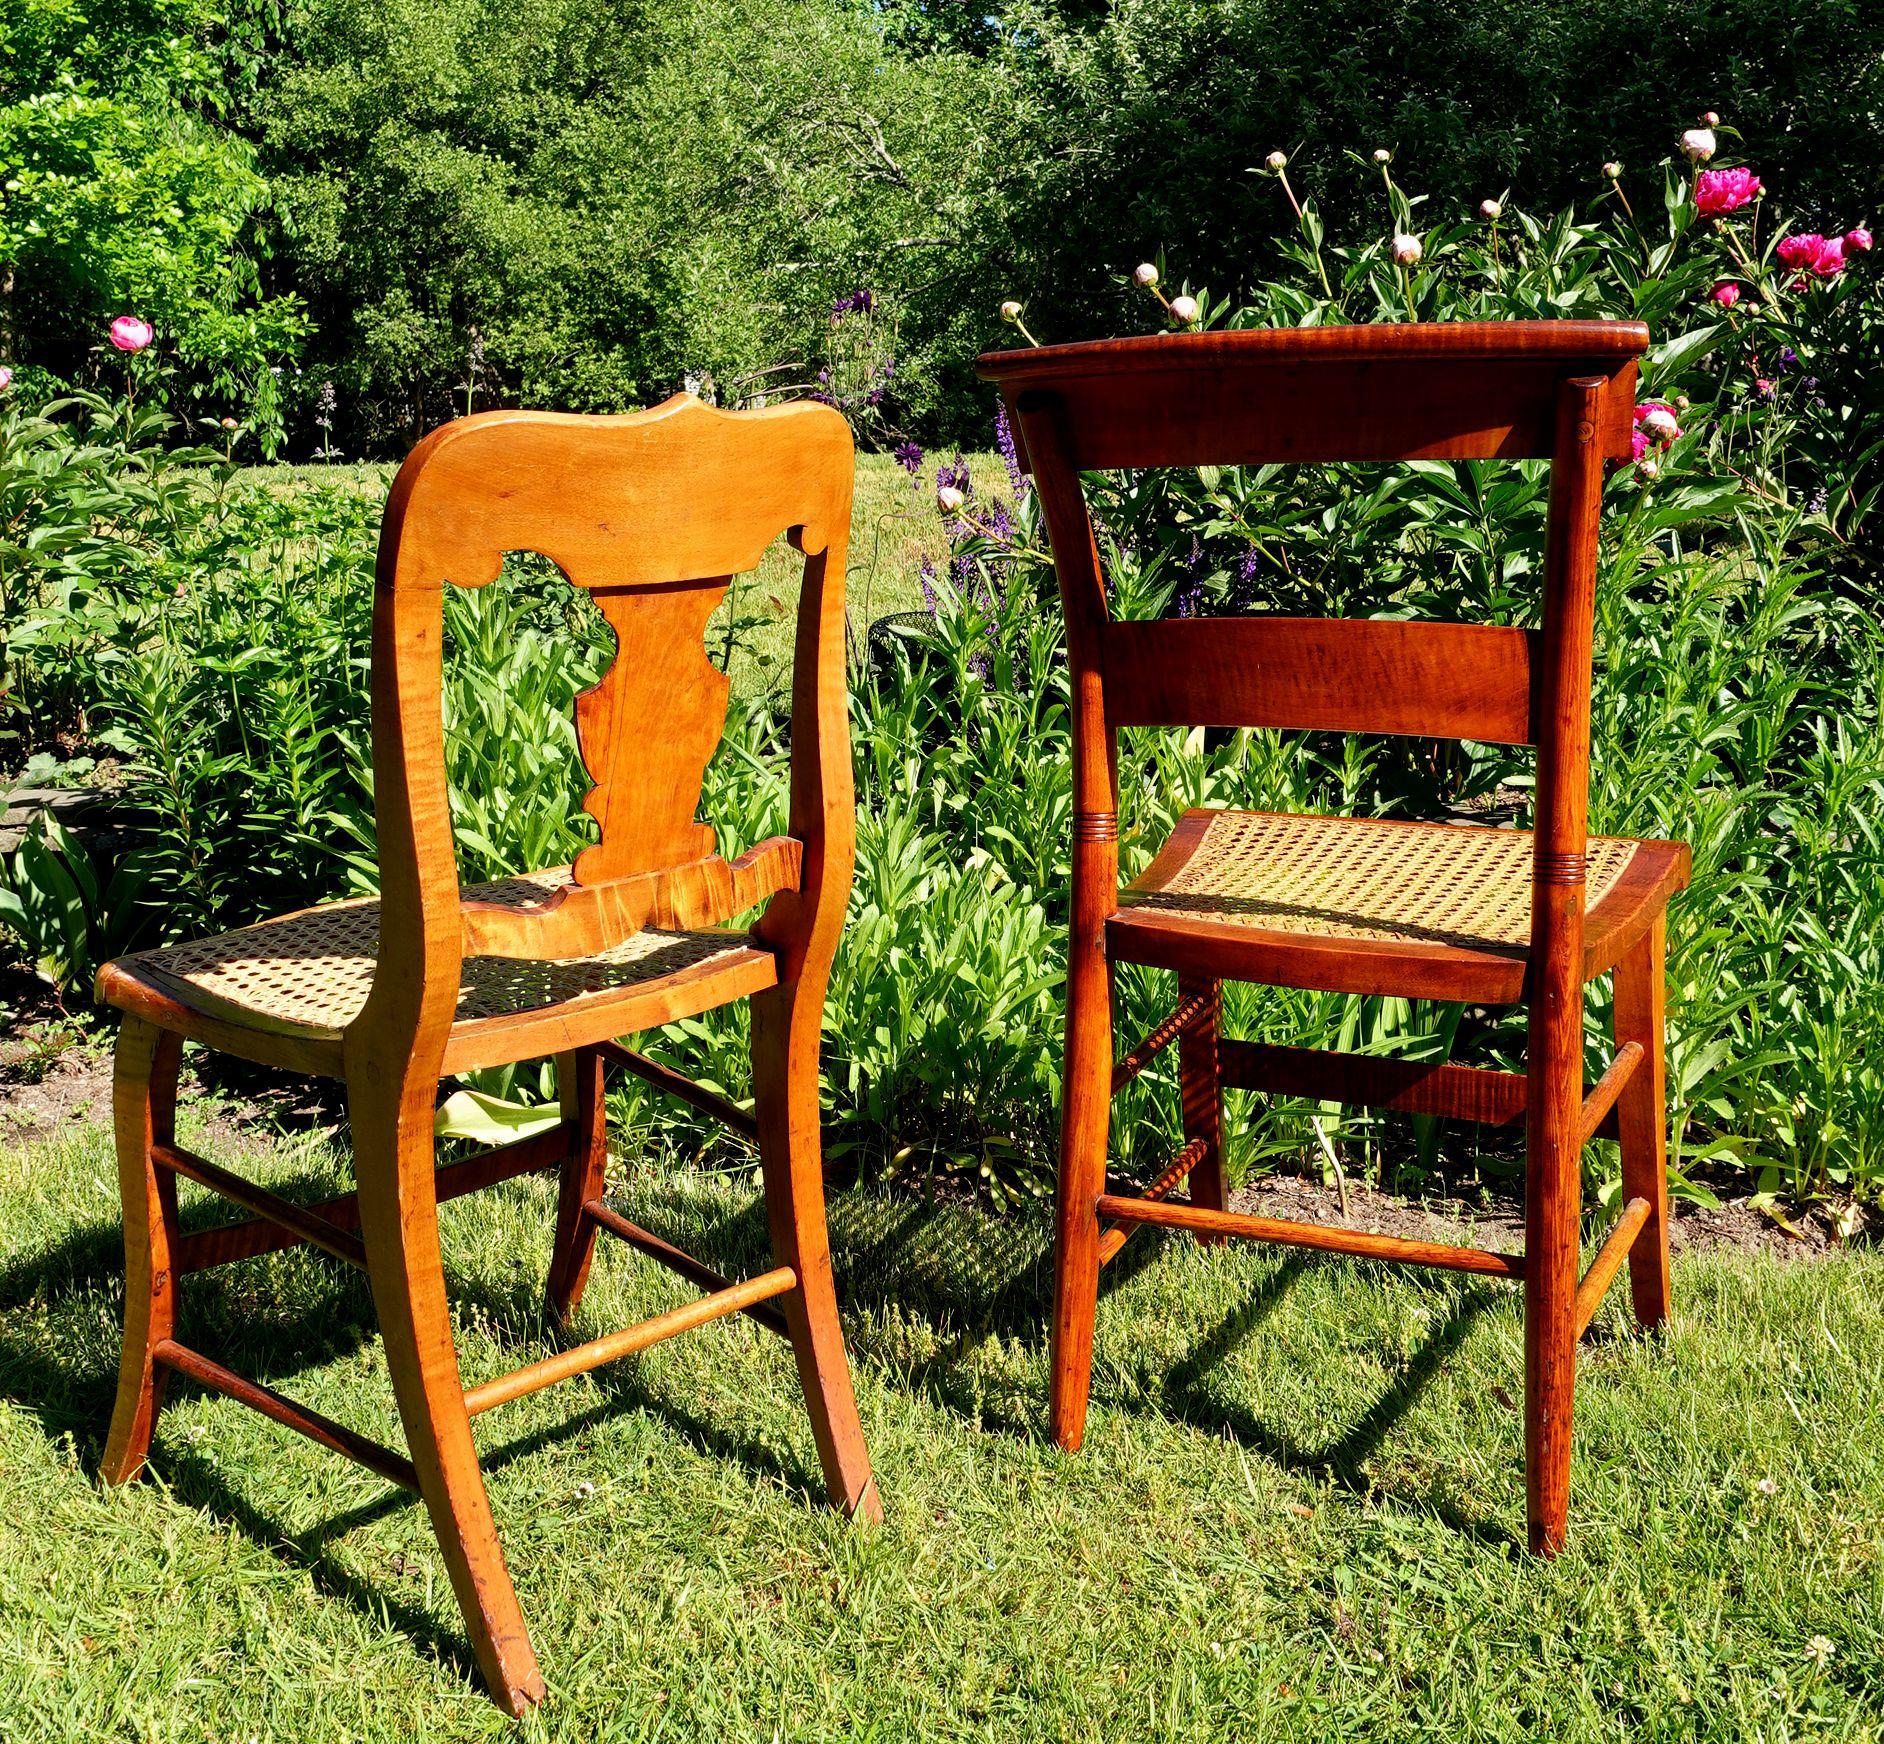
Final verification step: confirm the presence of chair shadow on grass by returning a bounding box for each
[0,1158,1517,1692]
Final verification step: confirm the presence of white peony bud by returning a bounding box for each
[936,485,966,513]
[1391,232,1423,266]
[1373,148,1392,164]
[1641,405,1679,443]
[1702,110,1720,127]
[1265,150,1288,172]
[1169,295,1200,325]
[999,299,1022,322]
[1603,161,1623,180]
[1133,263,1160,288]
[1635,455,1660,482]
[1479,198,1502,220]
[1680,128,1716,162]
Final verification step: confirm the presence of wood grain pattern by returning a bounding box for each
[980,324,1643,468]
[1105,617,1538,743]
[1572,1197,1652,1338]
[1095,1195,1526,1277]
[176,1126,569,1274]
[1007,323,1686,1561]
[463,1266,799,1415]
[1612,914,1673,1328]
[92,396,877,1714]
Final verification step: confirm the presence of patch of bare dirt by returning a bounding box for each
[1229,1172,1878,1263]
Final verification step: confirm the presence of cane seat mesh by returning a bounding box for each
[106,868,763,1035]
[1122,810,1641,950]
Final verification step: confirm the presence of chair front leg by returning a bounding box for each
[101,1018,184,1485]
[1523,978,1585,1557]
[545,1047,607,1327]
[752,976,881,1522]
[1049,930,1114,1453]
[349,1069,546,1716]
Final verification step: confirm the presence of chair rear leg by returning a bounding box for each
[751,979,881,1522]
[1612,915,1673,1329]
[350,1075,546,1716]
[545,1047,607,1327]
[1178,976,1225,1238]
[1050,942,1114,1452]
[101,1018,184,1485]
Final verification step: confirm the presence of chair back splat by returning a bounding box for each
[979,322,1689,1558]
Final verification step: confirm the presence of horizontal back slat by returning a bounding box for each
[1106,617,1538,744]
[979,325,1642,468]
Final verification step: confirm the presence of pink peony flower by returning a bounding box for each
[1846,227,1873,253]
[1710,280,1742,307]
[1632,402,1681,460]
[1777,233,1848,279]
[0,366,11,392]
[109,315,154,353]
[1695,167,1763,216]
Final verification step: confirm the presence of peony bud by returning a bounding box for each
[1702,111,1720,127]
[1635,455,1660,482]
[1680,128,1717,163]
[936,485,966,514]
[1846,227,1873,253]
[999,299,1022,322]
[1169,295,1200,325]
[1133,263,1160,288]
[1391,232,1423,266]
[1674,395,1691,412]
[1373,148,1392,164]
[220,417,238,430]
[1265,150,1288,172]
[1641,405,1679,443]
[1479,198,1502,220]
[1710,280,1741,307]
[1603,161,1623,180]
[109,315,154,353]
[0,367,11,392]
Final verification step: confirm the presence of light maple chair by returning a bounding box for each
[93,395,880,1713]
[977,323,1689,1553]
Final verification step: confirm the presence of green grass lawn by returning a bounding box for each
[238,452,1009,700]
[2,1084,1880,1741]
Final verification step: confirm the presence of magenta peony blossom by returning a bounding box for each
[1711,280,1742,307]
[1632,402,1681,463]
[1777,233,1848,279]
[1846,227,1873,253]
[1695,167,1762,216]
[0,366,11,391]
[109,315,154,353]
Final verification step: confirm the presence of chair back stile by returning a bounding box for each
[348,397,856,1058]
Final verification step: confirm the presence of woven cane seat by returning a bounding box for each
[97,867,779,1074]
[1111,809,1688,1003]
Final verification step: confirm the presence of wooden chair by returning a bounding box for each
[977,323,1688,1554]
[93,395,880,1713]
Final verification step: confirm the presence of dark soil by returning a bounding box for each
[1230,1170,1878,1262]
